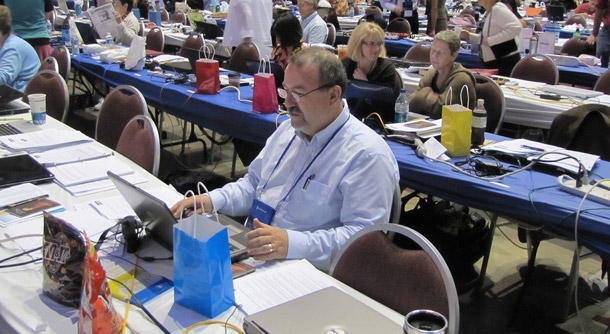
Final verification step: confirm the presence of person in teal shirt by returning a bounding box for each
[3,0,52,62]
[0,6,40,92]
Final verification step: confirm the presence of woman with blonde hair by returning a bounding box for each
[342,22,402,99]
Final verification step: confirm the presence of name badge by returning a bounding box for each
[247,199,276,226]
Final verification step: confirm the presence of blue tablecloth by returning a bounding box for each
[389,136,610,259]
[71,53,610,259]
[72,54,289,144]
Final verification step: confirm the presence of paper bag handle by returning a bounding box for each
[199,41,216,60]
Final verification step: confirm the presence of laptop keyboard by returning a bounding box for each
[0,123,22,136]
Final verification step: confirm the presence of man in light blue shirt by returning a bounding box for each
[298,0,329,44]
[171,48,399,271]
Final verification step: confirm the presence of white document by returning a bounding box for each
[536,32,556,55]
[0,129,92,151]
[0,183,48,208]
[30,142,113,167]
[88,3,119,40]
[48,155,134,187]
[233,260,342,315]
[519,28,533,53]
[66,172,148,197]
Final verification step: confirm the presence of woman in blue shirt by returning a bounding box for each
[0,5,40,92]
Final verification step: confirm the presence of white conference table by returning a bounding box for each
[0,118,404,333]
[400,69,610,129]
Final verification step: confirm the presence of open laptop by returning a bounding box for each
[0,154,54,188]
[0,85,28,117]
[107,171,250,262]
[243,286,403,334]
[75,22,99,45]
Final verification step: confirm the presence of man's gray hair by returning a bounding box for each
[305,0,320,10]
[288,47,347,95]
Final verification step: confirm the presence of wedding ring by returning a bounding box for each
[268,243,274,253]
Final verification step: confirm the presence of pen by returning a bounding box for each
[521,145,545,152]
[303,174,315,190]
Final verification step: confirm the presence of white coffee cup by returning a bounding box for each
[404,309,448,334]
[29,93,47,125]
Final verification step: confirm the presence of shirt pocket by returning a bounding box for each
[285,179,331,225]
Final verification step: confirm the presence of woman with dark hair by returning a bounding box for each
[113,0,140,46]
[501,0,527,27]
[271,13,304,69]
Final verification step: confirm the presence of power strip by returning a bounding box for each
[557,175,610,206]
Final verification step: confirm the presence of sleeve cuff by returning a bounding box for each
[207,190,227,213]
[285,229,307,259]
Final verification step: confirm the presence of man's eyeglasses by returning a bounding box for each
[277,84,333,102]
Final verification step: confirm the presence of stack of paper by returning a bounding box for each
[0,129,92,151]
[386,119,442,138]
[0,183,62,227]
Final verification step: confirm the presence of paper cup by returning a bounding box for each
[337,45,348,60]
[404,309,448,334]
[29,93,47,125]
[228,72,241,87]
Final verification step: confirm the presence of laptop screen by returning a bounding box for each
[0,154,54,188]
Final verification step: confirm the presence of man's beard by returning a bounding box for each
[288,106,306,131]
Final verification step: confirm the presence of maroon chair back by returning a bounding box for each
[24,70,69,123]
[169,11,186,24]
[51,45,71,82]
[228,42,260,75]
[565,15,587,27]
[95,85,148,149]
[332,231,450,318]
[116,115,160,175]
[594,70,610,95]
[560,37,595,56]
[510,54,559,85]
[404,42,431,63]
[40,57,59,73]
[146,26,165,52]
[179,33,204,57]
[387,17,411,34]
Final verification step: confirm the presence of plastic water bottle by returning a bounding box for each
[61,15,71,46]
[471,98,487,146]
[72,37,80,55]
[394,88,409,123]
[46,20,53,36]
[75,0,83,17]
[105,32,114,49]
[349,5,355,17]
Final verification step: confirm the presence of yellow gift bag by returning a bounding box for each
[441,104,472,157]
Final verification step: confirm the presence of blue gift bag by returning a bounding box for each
[149,11,162,26]
[173,215,235,318]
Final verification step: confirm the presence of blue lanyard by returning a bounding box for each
[259,117,349,209]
